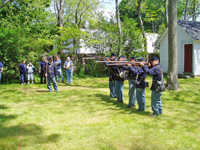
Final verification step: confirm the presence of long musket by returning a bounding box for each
[95,61,149,66]
[83,56,116,60]
[95,61,129,63]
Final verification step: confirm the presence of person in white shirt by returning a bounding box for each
[63,57,73,83]
[27,61,35,84]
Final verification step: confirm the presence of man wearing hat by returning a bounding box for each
[45,57,59,92]
[113,55,126,103]
[104,53,117,98]
[122,56,138,108]
[0,61,4,84]
[136,57,148,112]
[140,57,163,117]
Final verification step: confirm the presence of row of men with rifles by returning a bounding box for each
[100,54,163,117]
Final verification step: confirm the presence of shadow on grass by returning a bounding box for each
[0,104,9,110]
[0,113,61,149]
[36,90,49,92]
[95,94,152,116]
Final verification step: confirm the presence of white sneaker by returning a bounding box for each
[27,82,30,84]
[32,82,34,84]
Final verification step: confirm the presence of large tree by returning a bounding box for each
[167,0,179,90]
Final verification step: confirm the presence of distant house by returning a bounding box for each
[157,20,200,76]
[62,32,159,55]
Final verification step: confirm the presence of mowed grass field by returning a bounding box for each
[0,76,200,150]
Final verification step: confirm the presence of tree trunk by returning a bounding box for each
[55,0,65,65]
[184,0,189,20]
[192,0,196,21]
[167,0,179,90]
[137,0,148,60]
[115,0,122,56]
[164,0,168,26]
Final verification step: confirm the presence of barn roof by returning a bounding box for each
[178,20,200,41]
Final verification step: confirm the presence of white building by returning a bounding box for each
[157,20,200,76]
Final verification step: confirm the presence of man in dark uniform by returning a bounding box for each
[141,57,163,117]
[39,57,46,84]
[136,57,148,112]
[122,57,138,108]
[113,55,126,103]
[45,57,59,92]
[19,60,27,85]
[104,53,117,99]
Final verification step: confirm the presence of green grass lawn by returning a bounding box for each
[0,76,200,150]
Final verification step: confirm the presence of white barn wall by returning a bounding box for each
[193,42,200,75]
[160,26,193,74]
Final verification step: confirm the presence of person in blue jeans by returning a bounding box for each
[0,61,4,84]
[19,60,27,85]
[63,57,73,83]
[45,57,59,92]
[54,56,64,83]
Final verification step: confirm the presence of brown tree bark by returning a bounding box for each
[167,0,179,90]
[137,0,148,60]
[115,0,122,56]
[192,0,196,21]
[184,0,189,20]
[55,0,65,65]
[164,0,168,26]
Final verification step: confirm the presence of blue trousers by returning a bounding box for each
[136,88,146,110]
[151,90,162,115]
[20,74,26,83]
[57,69,64,82]
[128,79,137,106]
[47,77,59,92]
[109,80,116,98]
[115,80,124,102]
[0,73,2,84]
[66,69,73,83]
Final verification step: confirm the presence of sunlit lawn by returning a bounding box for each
[0,76,200,150]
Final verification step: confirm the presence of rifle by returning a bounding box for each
[105,62,149,66]
[95,61,129,63]
[83,56,117,60]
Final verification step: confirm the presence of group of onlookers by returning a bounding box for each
[0,56,73,87]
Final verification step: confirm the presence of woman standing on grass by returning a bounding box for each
[27,61,35,84]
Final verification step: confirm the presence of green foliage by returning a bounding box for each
[90,12,145,58]
[0,0,57,83]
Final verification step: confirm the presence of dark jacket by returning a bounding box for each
[19,63,27,74]
[104,60,118,81]
[113,65,125,81]
[143,63,163,90]
[40,61,46,72]
[45,61,58,77]
[136,65,148,89]
[122,65,138,80]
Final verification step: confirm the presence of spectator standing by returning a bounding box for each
[45,57,59,92]
[39,57,46,84]
[0,61,4,84]
[19,60,27,85]
[54,56,64,83]
[27,61,35,84]
[63,57,73,83]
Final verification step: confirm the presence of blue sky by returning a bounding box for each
[102,0,121,10]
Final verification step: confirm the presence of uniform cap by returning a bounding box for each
[138,57,146,61]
